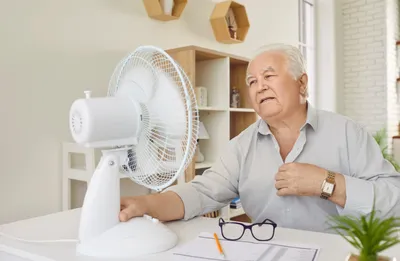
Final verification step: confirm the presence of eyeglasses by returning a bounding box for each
[218,217,277,241]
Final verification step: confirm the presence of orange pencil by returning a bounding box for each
[213,233,225,258]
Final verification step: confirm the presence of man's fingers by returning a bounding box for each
[120,198,129,211]
[279,162,297,171]
[275,180,289,190]
[119,204,139,222]
[276,187,292,196]
[275,171,289,180]
[275,179,292,196]
[278,165,287,172]
[279,163,291,171]
[120,197,132,206]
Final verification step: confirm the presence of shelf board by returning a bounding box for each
[229,108,254,112]
[195,161,213,169]
[166,45,249,63]
[198,106,227,112]
[119,173,130,179]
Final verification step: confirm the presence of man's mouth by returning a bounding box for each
[260,97,275,104]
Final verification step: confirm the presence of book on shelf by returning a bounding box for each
[230,197,241,209]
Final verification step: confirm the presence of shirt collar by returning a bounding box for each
[258,101,318,135]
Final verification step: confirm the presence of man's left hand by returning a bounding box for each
[275,162,327,197]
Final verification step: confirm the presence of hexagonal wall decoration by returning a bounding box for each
[143,0,187,21]
[210,0,250,44]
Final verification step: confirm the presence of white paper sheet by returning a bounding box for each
[173,232,320,261]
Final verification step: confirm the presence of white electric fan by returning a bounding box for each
[69,45,199,259]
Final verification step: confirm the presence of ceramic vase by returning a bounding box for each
[346,253,394,261]
[228,26,237,39]
[398,122,400,135]
[195,86,208,107]
[160,0,174,15]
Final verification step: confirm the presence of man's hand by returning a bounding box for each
[274,162,327,197]
[119,196,148,222]
[119,191,185,222]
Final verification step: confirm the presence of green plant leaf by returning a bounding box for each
[329,196,400,257]
[373,239,400,253]
[329,226,362,249]
[372,127,400,171]
[328,216,364,250]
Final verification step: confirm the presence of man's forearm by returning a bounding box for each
[328,173,400,217]
[328,173,346,208]
[143,191,185,222]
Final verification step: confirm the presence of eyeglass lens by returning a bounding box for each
[221,223,245,240]
[251,223,275,240]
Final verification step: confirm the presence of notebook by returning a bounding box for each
[172,232,320,261]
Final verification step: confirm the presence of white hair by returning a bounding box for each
[249,43,308,99]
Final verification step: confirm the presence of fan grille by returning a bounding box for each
[109,46,199,191]
[70,111,83,135]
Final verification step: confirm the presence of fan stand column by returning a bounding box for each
[62,142,96,210]
[62,142,137,210]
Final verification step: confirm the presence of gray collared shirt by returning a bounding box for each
[166,103,400,233]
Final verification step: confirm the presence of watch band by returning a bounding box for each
[326,171,335,184]
[320,171,336,200]
[320,191,330,200]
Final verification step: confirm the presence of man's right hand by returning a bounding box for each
[118,191,185,223]
[119,196,148,222]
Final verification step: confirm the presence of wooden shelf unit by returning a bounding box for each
[210,0,250,44]
[166,45,257,221]
[166,45,257,179]
[143,0,187,21]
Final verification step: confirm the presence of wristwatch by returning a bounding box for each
[320,170,336,199]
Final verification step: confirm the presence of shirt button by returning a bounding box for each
[286,208,290,212]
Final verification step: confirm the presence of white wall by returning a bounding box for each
[0,0,299,224]
[315,0,344,114]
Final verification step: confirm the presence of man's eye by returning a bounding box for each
[249,80,256,86]
[264,75,273,79]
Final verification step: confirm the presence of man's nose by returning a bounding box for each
[256,77,268,92]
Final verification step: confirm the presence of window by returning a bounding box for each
[299,0,316,107]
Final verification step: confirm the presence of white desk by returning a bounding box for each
[0,208,399,261]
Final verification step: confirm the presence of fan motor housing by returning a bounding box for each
[69,97,142,148]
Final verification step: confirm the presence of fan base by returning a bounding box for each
[76,215,178,259]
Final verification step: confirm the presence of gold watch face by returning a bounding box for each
[323,182,334,194]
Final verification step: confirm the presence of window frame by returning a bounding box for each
[298,0,316,107]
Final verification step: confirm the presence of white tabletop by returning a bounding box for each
[0,208,399,261]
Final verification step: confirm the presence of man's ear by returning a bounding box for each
[298,73,308,95]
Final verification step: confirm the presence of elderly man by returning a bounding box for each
[119,43,400,233]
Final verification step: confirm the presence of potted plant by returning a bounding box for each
[328,201,400,261]
[373,128,400,172]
